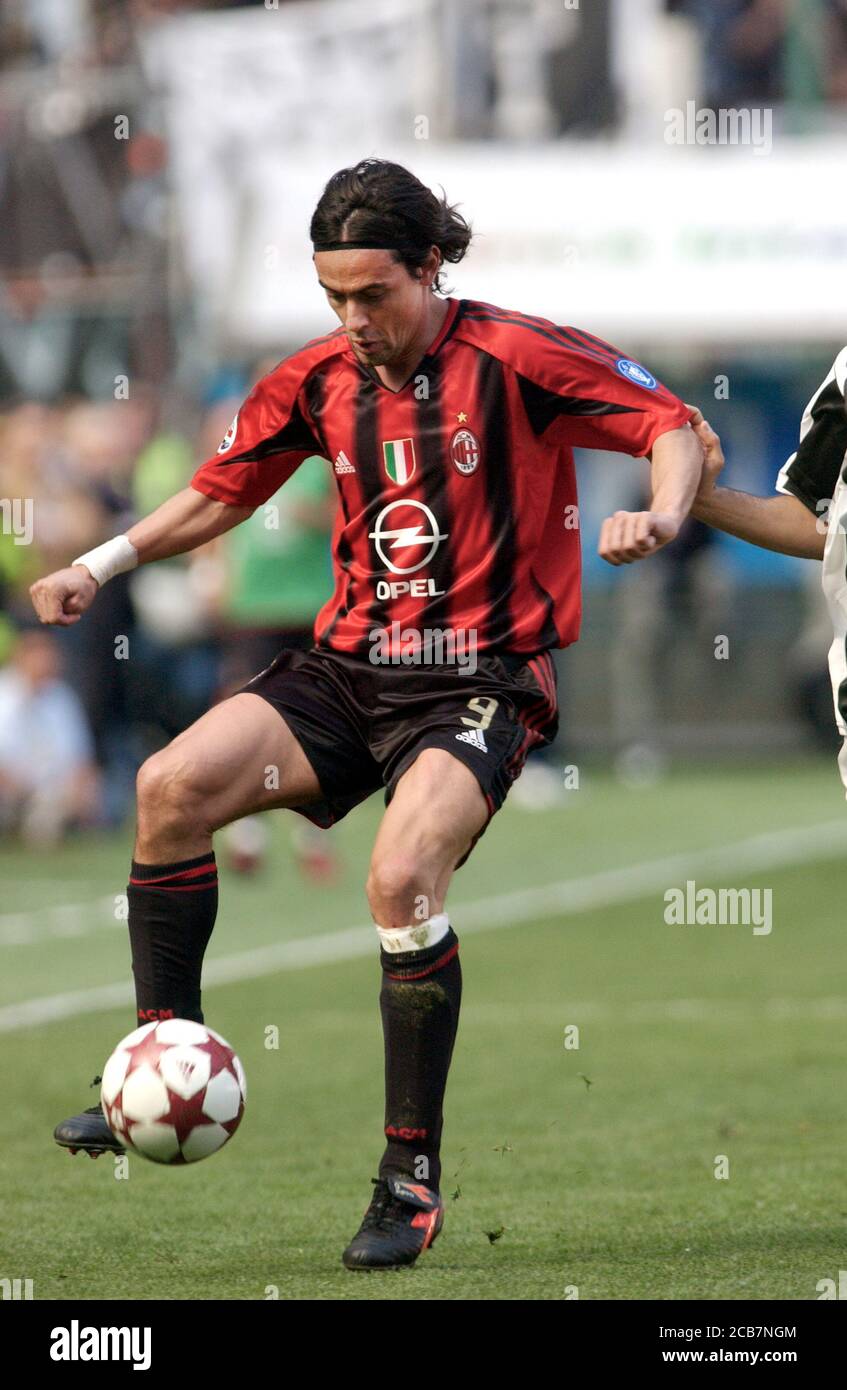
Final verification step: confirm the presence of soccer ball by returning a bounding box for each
[100,1019,246,1165]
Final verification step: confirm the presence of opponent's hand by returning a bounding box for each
[598,510,680,566]
[29,565,99,626]
[686,403,725,503]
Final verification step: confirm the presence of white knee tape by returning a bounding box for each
[376,913,451,955]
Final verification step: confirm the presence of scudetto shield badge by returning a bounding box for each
[450,427,480,475]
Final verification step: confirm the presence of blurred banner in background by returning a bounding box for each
[143,5,847,346]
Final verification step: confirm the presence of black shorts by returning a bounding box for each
[239,644,559,864]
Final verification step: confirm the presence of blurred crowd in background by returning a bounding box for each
[672,0,847,106]
[1,0,845,845]
[0,383,337,851]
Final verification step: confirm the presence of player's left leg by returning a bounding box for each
[342,747,487,1269]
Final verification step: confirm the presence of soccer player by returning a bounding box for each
[31,158,702,1270]
[684,349,847,786]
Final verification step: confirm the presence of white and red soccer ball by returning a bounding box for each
[100,1019,246,1165]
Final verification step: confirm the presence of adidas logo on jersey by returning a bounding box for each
[455,728,488,753]
[334,450,355,474]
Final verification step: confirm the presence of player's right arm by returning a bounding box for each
[689,409,825,560]
[30,350,331,627]
[29,488,254,627]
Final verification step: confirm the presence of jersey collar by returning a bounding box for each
[349,297,464,393]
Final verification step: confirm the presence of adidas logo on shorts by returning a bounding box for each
[456,728,488,753]
[334,450,355,474]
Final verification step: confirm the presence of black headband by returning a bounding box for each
[312,238,421,254]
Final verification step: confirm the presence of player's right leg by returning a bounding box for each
[54,691,324,1156]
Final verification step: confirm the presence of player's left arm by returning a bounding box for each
[598,424,703,566]
[519,326,701,566]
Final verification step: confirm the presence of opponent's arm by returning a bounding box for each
[30,486,253,627]
[688,409,825,560]
[598,423,703,566]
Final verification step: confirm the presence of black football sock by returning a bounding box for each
[127,852,218,1026]
[378,927,462,1194]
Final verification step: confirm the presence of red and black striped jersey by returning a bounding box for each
[190,297,690,656]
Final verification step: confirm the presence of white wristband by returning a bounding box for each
[72,535,139,587]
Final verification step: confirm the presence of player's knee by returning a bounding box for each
[366,854,433,928]
[136,752,211,836]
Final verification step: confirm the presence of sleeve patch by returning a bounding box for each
[615,359,658,391]
[217,412,239,455]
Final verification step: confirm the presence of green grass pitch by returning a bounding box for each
[1,761,845,1300]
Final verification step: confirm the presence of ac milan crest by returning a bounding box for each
[450,428,480,475]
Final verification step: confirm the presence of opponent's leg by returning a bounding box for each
[343,748,487,1268]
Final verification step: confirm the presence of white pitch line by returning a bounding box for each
[0,818,845,1035]
[0,895,117,947]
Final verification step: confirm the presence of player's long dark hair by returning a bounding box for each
[310,158,472,292]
